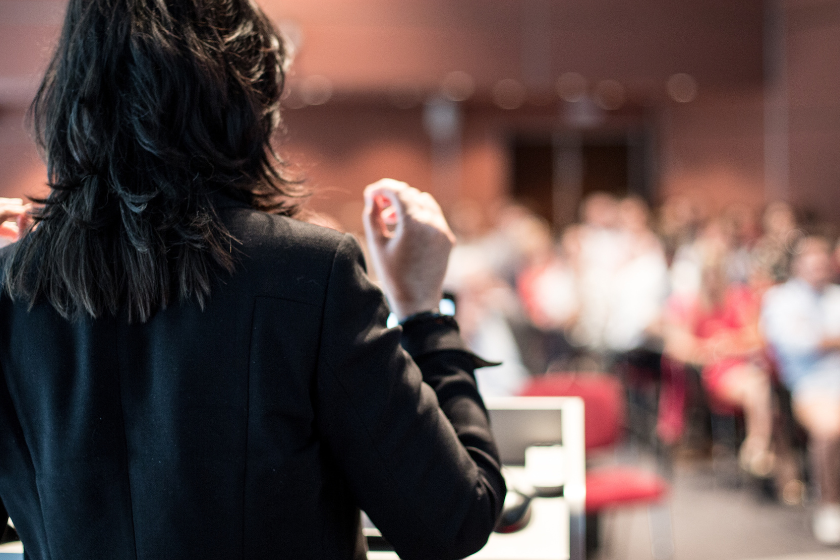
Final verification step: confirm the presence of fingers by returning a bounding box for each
[363,179,448,232]
[363,179,410,243]
[363,178,456,252]
[363,188,391,245]
[365,179,408,228]
[374,195,398,229]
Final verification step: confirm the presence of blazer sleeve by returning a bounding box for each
[315,234,506,560]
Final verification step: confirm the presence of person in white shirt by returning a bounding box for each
[603,196,669,354]
[572,192,626,352]
[762,236,840,546]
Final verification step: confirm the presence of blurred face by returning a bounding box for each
[763,203,796,237]
[619,198,649,232]
[699,221,729,251]
[794,240,832,289]
[583,194,619,228]
[700,262,727,300]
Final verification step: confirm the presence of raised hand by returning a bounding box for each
[362,179,455,321]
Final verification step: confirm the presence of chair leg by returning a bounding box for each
[647,503,674,560]
[585,512,600,558]
[710,413,743,489]
[589,510,619,560]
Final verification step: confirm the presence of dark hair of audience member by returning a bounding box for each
[4,0,306,323]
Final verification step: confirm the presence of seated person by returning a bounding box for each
[762,236,840,546]
[664,223,775,477]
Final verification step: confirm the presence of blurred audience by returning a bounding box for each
[445,201,537,396]
[441,192,840,534]
[516,225,579,371]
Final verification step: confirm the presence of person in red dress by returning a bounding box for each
[664,221,776,476]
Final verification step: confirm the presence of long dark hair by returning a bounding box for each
[4,0,304,322]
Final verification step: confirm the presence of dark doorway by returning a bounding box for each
[580,143,628,199]
[511,137,554,224]
[510,133,648,229]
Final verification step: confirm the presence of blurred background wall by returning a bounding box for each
[0,0,838,233]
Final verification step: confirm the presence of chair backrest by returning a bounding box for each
[519,372,624,451]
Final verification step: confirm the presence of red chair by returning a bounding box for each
[520,373,672,559]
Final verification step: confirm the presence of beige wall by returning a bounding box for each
[265,0,763,93]
[658,89,767,215]
[784,0,840,223]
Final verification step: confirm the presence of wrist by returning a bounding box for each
[399,309,444,326]
[389,295,444,322]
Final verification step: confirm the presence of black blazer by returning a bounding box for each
[0,199,505,560]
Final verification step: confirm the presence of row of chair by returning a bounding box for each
[519,373,671,560]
